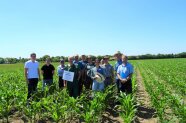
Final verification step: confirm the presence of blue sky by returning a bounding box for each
[0,0,186,58]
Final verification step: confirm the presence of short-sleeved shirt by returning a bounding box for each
[41,64,55,79]
[57,65,67,77]
[86,63,95,71]
[24,60,39,79]
[103,64,114,78]
[80,60,88,69]
[92,66,105,77]
[114,59,122,79]
[117,62,133,79]
[73,60,83,70]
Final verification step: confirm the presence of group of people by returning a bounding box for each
[24,51,133,101]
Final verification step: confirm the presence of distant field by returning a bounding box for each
[0,58,185,122]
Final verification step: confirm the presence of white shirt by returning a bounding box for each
[24,60,39,79]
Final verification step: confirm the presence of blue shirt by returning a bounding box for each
[117,62,133,79]
[73,60,83,70]
[57,65,66,77]
[114,59,122,79]
[80,60,88,69]
[103,64,114,77]
[92,66,105,76]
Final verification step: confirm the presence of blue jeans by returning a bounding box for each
[92,80,104,91]
[42,79,53,91]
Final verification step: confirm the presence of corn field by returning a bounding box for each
[0,59,186,123]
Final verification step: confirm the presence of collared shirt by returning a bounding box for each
[86,62,95,70]
[114,59,122,79]
[73,60,83,70]
[24,60,39,79]
[117,62,133,79]
[103,64,114,78]
[57,65,66,77]
[80,60,88,69]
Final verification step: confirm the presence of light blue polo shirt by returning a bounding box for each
[117,62,133,79]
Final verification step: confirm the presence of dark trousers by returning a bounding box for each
[84,76,93,90]
[27,78,38,100]
[59,76,64,88]
[119,79,132,94]
[104,77,112,88]
[116,79,120,93]
[78,77,83,95]
[67,81,79,98]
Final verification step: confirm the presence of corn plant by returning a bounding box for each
[117,92,136,123]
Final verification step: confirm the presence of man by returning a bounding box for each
[117,55,133,94]
[57,59,67,89]
[24,53,40,101]
[103,56,114,88]
[80,55,88,90]
[66,56,81,98]
[73,54,83,95]
[85,55,95,89]
[114,51,123,93]
[41,58,55,91]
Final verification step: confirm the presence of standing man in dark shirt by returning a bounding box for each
[80,55,88,90]
[41,58,55,91]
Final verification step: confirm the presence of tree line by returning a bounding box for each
[0,52,186,64]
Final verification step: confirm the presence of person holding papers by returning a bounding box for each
[65,56,81,98]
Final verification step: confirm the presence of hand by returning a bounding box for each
[121,79,127,84]
[93,76,98,80]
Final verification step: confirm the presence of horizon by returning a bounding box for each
[0,0,186,58]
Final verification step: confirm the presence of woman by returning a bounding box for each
[57,59,66,89]
[91,59,105,91]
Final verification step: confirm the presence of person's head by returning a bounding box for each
[68,56,74,65]
[100,59,105,65]
[87,55,92,63]
[60,59,65,65]
[81,55,86,61]
[122,55,128,64]
[74,54,79,61]
[103,56,109,64]
[30,53,36,61]
[45,57,51,65]
[95,59,100,66]
[114,51,122,61]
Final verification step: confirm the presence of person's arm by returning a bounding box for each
[78,70,81,81]
[38,68,41,81]
[126,64,134,81]
[24,68,28,84]
[126,73,133,81]
[111,66,114,83]
[52,66,55,75]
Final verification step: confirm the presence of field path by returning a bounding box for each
[135,69,158,123]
